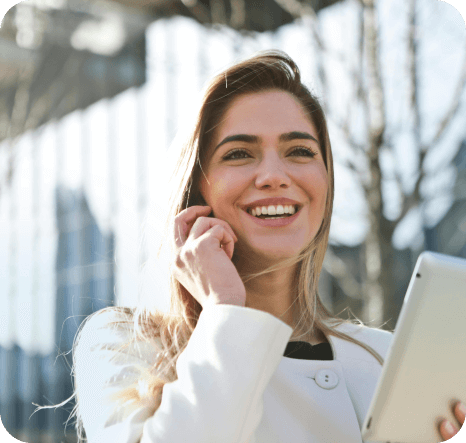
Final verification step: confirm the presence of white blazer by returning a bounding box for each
[75,303,393,443]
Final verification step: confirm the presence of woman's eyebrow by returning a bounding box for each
[213,134,259,152]
[279,131,319,145]
[213,131,319,153]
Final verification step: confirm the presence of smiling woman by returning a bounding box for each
[196,89,331,328]
[49,50,463,443]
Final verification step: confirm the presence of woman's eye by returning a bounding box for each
[223,147,317,160]
[289,147,317,158]
[223,149,249,160]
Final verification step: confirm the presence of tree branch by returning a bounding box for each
[275,0,322,46]
[409,0,421,143]
[427,38,466,149]
[396,0,422,223]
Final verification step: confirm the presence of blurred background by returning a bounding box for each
[0,0,465,441]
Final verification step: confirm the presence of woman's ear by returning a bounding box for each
[195,193,213,217]
[198,193,207,206]
[190,192,207,207]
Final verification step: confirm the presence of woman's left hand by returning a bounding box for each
[438,401,466,440]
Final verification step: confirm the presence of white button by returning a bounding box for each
[315,369,339,390]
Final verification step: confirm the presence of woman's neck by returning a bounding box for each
[245,271,296,327]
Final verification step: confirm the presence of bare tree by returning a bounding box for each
[275,0,466,329]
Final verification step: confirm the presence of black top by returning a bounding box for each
[284,341,333,360]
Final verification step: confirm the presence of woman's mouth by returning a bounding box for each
[246,204,299,219]
[244,205,301,227]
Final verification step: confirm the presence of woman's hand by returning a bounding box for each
[438,401,465,441]
[172,205,246,308]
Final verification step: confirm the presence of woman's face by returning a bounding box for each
[199,90,328,263]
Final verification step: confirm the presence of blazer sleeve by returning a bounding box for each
[74,303,294,443]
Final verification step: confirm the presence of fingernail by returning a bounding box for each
[445,421,455,435]
[459,402,466,415]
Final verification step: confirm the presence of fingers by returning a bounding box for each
[455,402,466,425]
[204,224,236,260]
[174,206,238,252]
[439,419,458,440]
[189,216,237,243]
[189,219,237,260]
[438,402,465,441]
[174,206,212,248]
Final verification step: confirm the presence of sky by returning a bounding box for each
[0,0,465,355]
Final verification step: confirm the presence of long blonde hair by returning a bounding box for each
[39,50,388,442]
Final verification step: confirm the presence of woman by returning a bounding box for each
[70,51,464,442]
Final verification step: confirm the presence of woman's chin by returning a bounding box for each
[235,243,302,266]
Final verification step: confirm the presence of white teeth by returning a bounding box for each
[248,204,298,217]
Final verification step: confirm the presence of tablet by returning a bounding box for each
[361,251,466,443]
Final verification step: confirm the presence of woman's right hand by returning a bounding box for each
[172,205,246,308]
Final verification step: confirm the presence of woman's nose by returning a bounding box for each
[254,157,291,190]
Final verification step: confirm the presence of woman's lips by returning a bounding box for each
[242,207,301,227]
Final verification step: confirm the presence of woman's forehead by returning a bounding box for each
[210,90,318,147]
